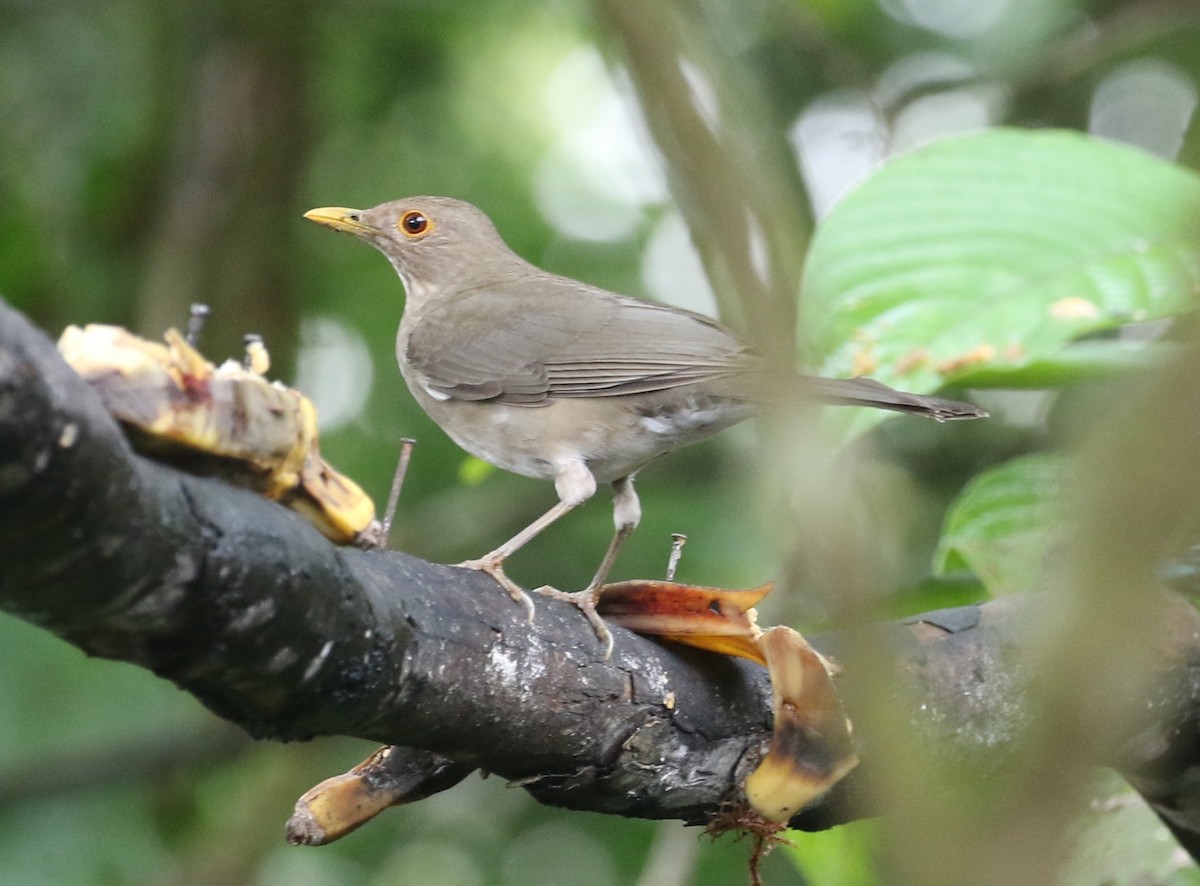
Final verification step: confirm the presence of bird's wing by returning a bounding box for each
[403,278,751,406]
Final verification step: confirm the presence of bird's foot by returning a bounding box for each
[455,555,536,623]
[534,585,614,660]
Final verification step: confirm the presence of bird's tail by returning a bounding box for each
[799,375,987,422]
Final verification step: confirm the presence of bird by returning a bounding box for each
[305,196,986,656]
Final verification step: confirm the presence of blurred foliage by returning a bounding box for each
[803,129,1200,401]
[934,452,1065,595]
[4,0,1200,883]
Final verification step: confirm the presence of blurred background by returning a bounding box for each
[3,0,1200,884]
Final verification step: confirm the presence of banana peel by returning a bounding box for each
[287,745,473,845]
[58,323,378,545]
[597,579,772,664]
[596,580,858,822]
[744,626,858,822]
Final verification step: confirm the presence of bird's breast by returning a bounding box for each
[397,362,756,485]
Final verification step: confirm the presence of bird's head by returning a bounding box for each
[304,196,516,299]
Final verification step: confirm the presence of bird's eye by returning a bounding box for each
[399,211,430,237]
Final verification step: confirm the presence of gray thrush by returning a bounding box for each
[305,196,986,656]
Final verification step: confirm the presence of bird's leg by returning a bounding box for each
[537,475,640,659]
[458,460,596,622]
[588,475,640,590]
[457,499,575,621]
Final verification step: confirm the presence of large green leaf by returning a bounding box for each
[784,820,882,886]
[1061,778,1200,886]
[802,129,1200,394]
[935,452,1066,595]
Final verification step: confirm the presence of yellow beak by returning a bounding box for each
[303,207,377,236]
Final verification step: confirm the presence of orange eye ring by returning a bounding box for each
[399,210,431,237]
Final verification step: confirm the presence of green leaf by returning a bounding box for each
[802,129,1200,394]
[457,455,496,486]
[935,453,1066,595]
[782,820,882,886]
[1062,777,1200,886]
[951,339,1185,388]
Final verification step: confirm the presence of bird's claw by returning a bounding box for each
[455,556,536,623]
[455,557,614,657]
[534,585,614,660]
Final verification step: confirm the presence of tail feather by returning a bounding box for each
[801,375,987,422]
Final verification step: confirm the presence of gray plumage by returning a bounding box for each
[305,195,986,656]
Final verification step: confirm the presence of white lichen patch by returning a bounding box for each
[57,422,78,448]
[487,644,520,686]
[229,597,277,632]
[302,640,335,682]
[267,646,299,673]
[125,552,198,622]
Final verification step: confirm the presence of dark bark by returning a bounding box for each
[3,298,1200,852]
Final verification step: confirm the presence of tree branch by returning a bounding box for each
[3,298,1200,851]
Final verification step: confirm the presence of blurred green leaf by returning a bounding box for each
[1061,777,1200,886]
[783,820,881,886]
[457,456,497,487]
[952,338,1184,388]
[802,129,1200,395]
[935,452,1066,595]
[881,576,989,621]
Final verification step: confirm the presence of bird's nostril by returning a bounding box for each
[349,213,360,221]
